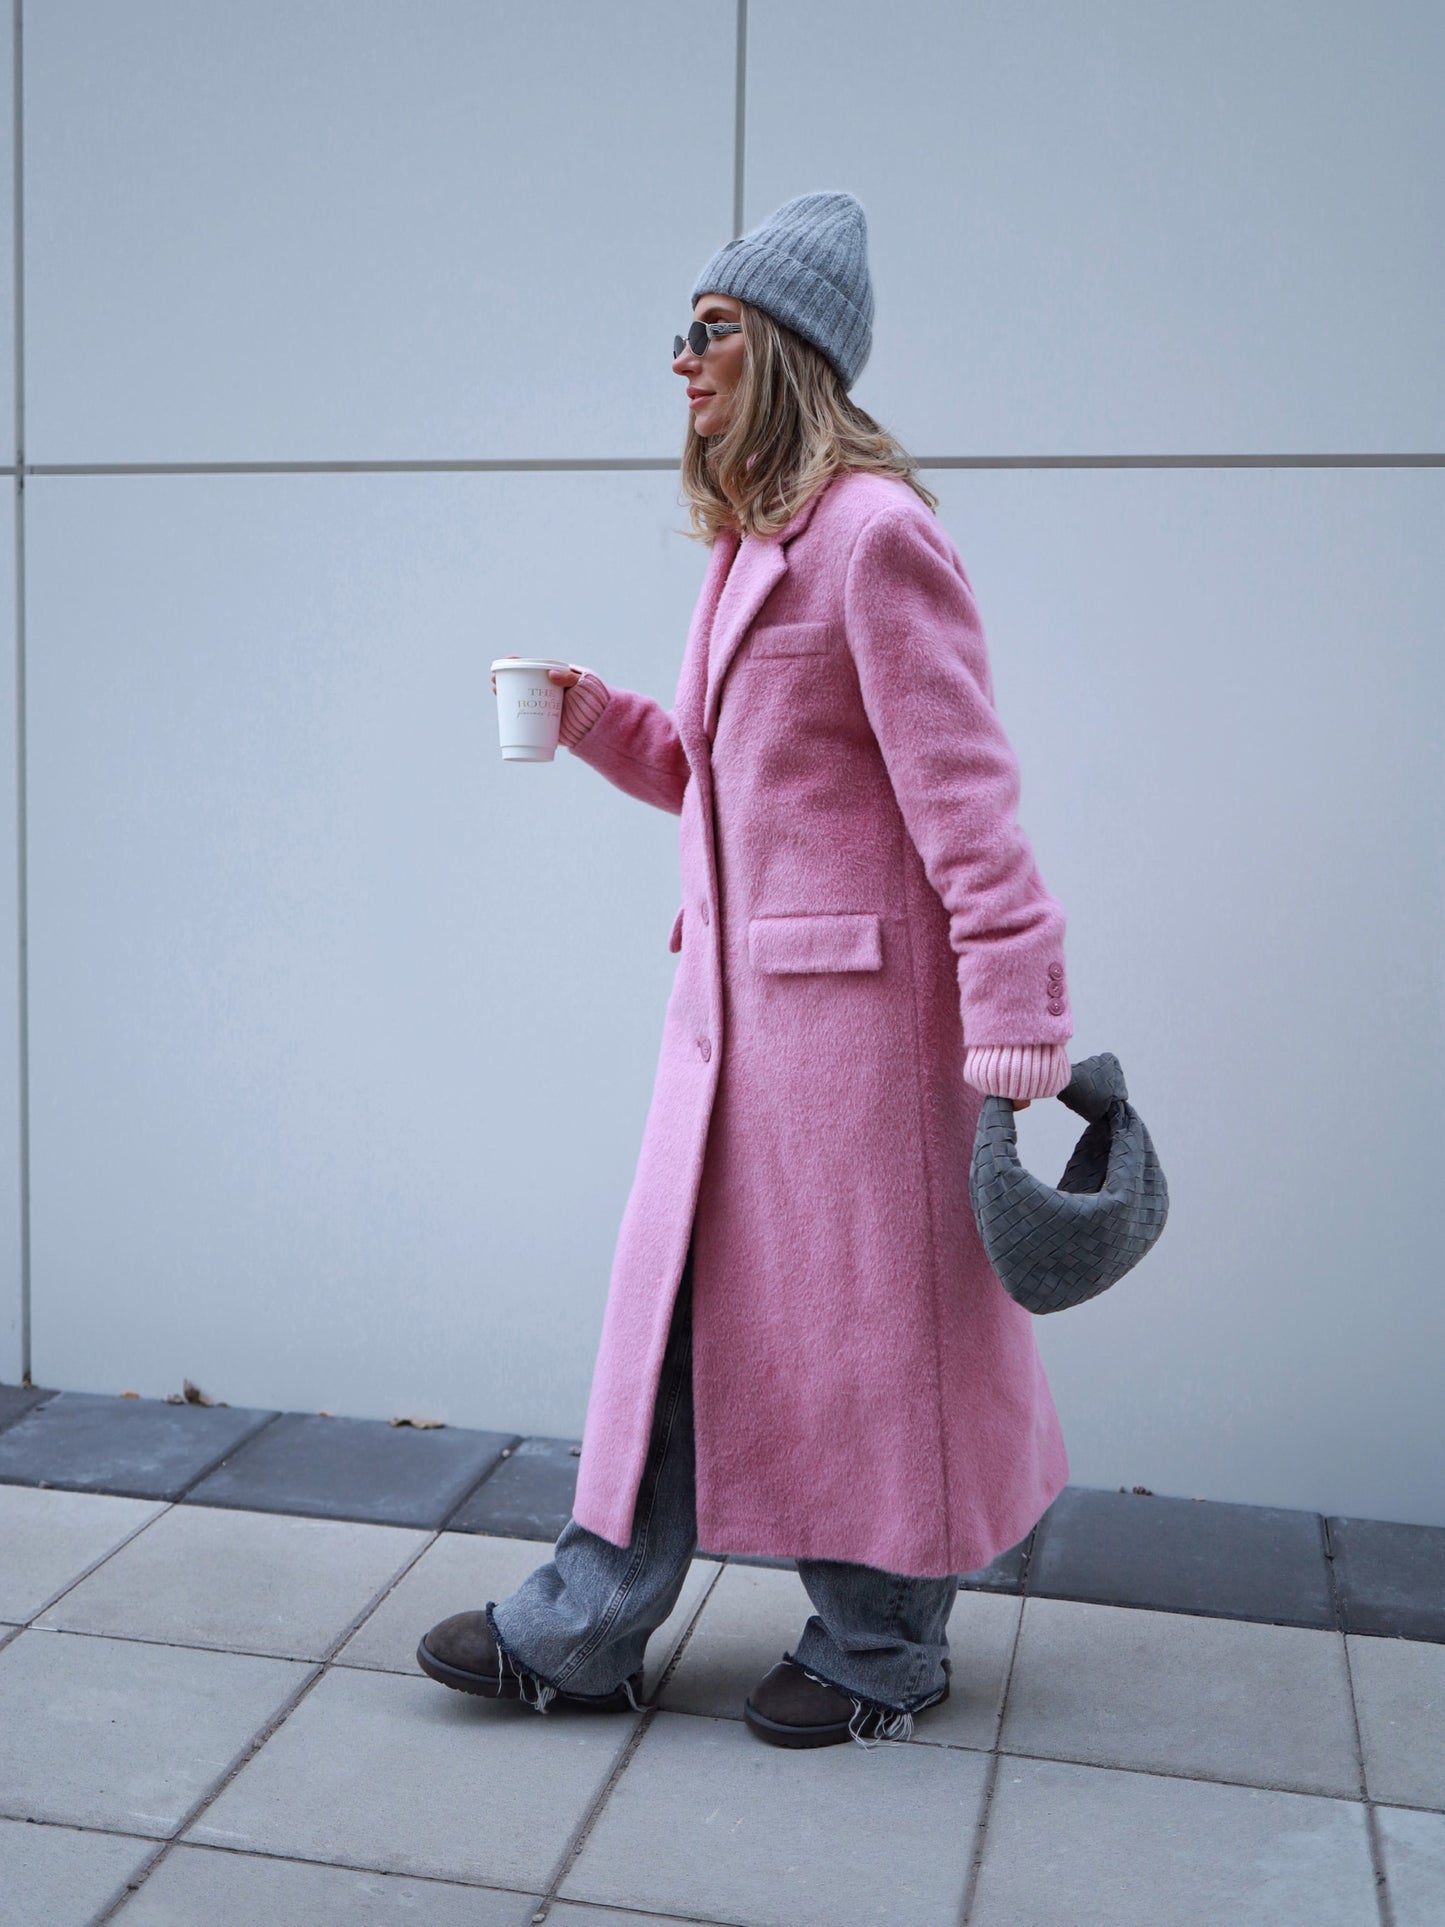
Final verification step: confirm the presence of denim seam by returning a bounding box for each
[884,1570,929,1702]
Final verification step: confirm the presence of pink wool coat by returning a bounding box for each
[563,468,1074,1578]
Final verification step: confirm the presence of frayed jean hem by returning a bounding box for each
[783,1649,948,1750]
[484,1600,645,1715]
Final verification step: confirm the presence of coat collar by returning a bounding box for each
[682,474,838,747]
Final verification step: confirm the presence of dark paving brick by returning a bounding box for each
[1328,1514,1445,1642]
[1026,1484,1336,1630]
[185,1413,516,1528]
[0,1384,58,1436]
[444,1435,581,1540]
[960,1530,1034,1593]
[0,1391,278,1500]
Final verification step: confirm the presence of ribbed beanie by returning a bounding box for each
[690,190,873,389]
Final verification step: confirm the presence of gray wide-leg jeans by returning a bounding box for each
[487,1236,959,1747]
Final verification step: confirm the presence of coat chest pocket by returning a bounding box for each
[745,620,837,660]
[748,912,883,974]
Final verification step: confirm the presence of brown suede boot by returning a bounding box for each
[743,1656,950,1748]
[416,1610,644,1712]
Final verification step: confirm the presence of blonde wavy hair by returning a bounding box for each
[677,300,939,544]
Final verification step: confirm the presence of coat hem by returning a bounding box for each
[690,1484,1067,1581]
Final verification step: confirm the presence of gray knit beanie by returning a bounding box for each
[690,190,874,390]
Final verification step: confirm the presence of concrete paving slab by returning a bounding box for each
[1029,1486,1335,1628]
[335,1530,717,1700]
[0,1815,156,1924]
[36,1505,428,1659]
[1003,1596,1360,1796]
[184,1413,513,1527]
[1348,1632,1445,1809]
[334,1532,549,1670]
[969,1754,1379,1926]
[0,1383,57,1435]
[0,1629,311,1835]
[112,1842,540,1924]
[1329,1515,1445,1641]
[0,1485,165,1623]
[659,1561,1020,1751]
[0,1393,278,1500]
[1375,1805,1445,1927]
[188,1663,638,1892]
[558,1708,990,1927]
[444,1436,581,1539]
[642,1562,810,1721]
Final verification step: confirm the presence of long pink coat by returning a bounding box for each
[565,469,1073,1577]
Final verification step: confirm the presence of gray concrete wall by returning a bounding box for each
[4,2,1441,1525]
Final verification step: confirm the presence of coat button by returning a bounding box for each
[1048,964,1064,982]
[1047,999,1065,1016]
[697,1036,712,1061]
[700,901,711,925]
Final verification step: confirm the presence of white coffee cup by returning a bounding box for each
[491,657,571,762]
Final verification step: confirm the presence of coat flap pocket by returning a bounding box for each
[748,912,883,974]
[668,906,684,953]
[745,620,837,659]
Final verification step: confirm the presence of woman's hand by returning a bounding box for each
[490,657,584,696]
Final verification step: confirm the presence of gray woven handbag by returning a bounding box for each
[969,1051,1169,1314]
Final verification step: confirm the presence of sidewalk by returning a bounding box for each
[0,1384,1441,1925]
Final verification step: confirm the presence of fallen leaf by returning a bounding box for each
[317,1409,335,1418]
[389,1414,445,1429]
[165,1393,184,1405]
[182,1379,216,1406]
[119,1391,139,1399]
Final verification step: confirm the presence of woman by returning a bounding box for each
[419,191,1074,1749]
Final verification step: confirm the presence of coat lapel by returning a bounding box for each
[701,536,789,740]
[674,526,739,765]
[678,476,837,748]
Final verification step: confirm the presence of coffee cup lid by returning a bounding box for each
[490,657,571,672]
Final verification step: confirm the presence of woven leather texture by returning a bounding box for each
[968,1051,1170,1315]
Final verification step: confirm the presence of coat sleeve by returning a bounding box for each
[842,505,1073,1050]
[556,668,691,816]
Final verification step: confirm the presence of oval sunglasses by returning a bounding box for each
[674,320,741,358]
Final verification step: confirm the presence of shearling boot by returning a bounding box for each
[743,1655,950,1748]
[416,1610,644,1712]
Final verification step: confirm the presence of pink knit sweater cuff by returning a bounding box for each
[559,668,612,747]
[963,1042,1073,1101]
